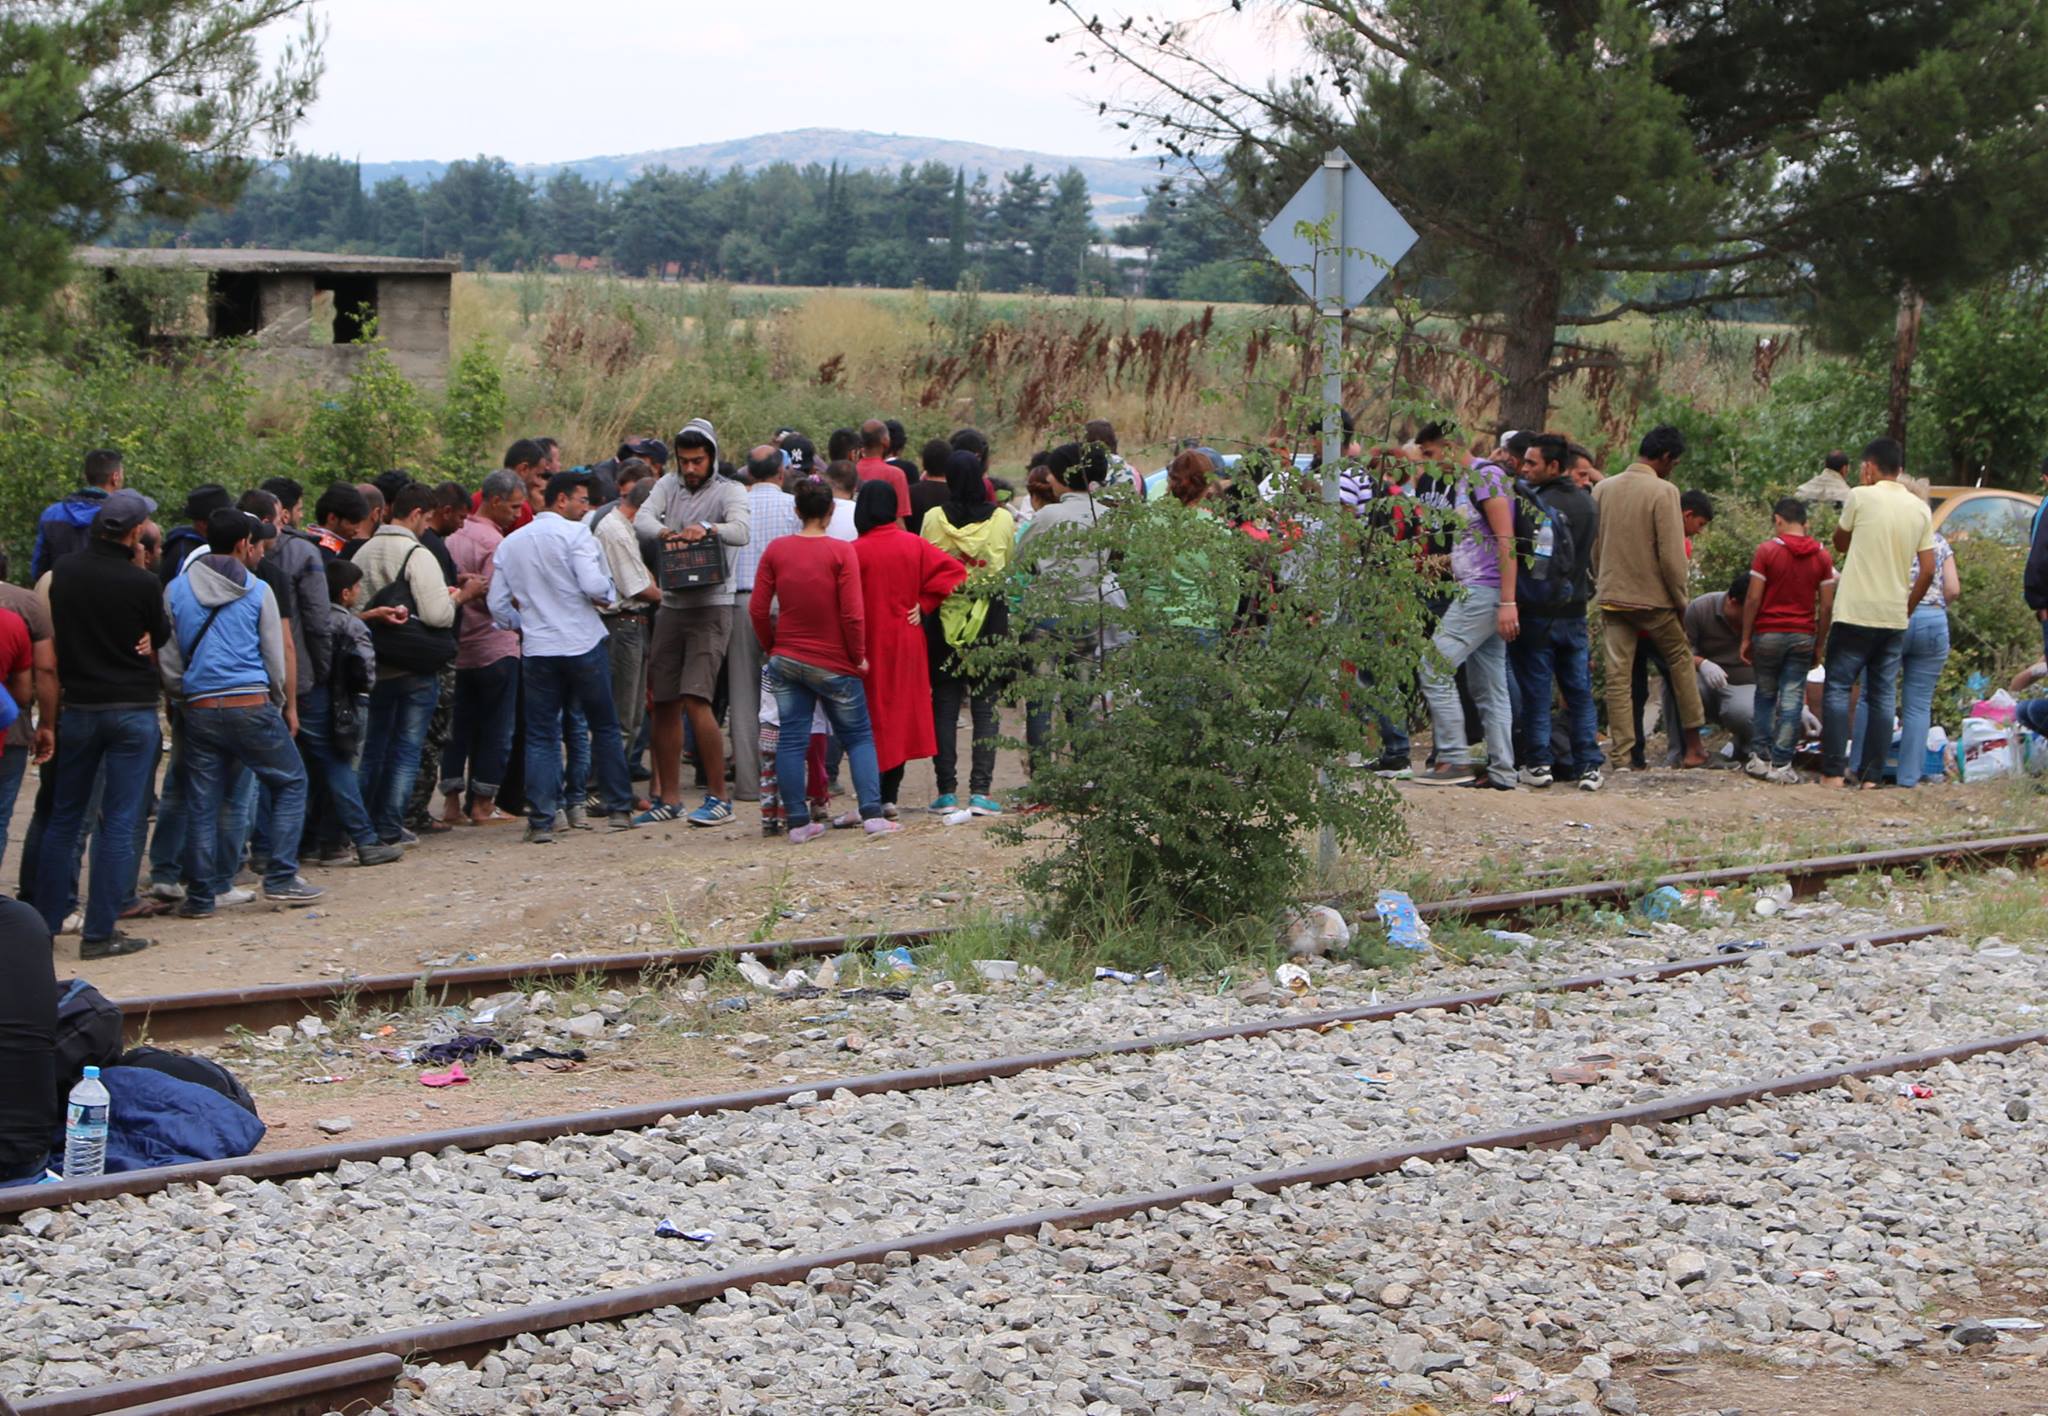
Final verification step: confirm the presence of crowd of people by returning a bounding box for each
[0,409,2031,961]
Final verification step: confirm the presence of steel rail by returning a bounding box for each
[77,1359,401,1416]
[108,833,2047,1044]
[5,924,1944,1217]
[19,1029,2041,1416]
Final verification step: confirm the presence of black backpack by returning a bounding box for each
[54,978,123,1098]
[119,1046,259,1116]
[1511,477,1580,611]
[363,544,457,675]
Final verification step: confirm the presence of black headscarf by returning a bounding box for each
[853,479,900,536]
[941,449,996,526]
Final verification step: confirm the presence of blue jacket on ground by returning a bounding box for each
[36,1066,265,1175]
[160,555,285,703]
[31,489,109,581]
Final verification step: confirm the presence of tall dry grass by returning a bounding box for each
[452,273,1776,471]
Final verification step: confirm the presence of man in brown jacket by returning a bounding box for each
[1590,425,1707,769]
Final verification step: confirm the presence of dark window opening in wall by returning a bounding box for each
[208,272,263,338]
[313,274,378,343]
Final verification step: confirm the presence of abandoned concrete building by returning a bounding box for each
[74,248,458,389]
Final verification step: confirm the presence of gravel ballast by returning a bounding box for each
[3,925,2041,1398]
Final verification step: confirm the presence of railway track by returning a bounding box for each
[9,920,2039,1414]
[5,922,1945,1217]
[17,1030,2042,1416]
[109,831,2048,1044]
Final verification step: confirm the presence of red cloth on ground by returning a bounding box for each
[751,535,866,677]
[853,525,966,771]
[856,458,911,520]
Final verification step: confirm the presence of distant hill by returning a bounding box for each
[356,128,1167,221]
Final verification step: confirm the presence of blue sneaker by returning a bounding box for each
[634,800,682,825]
[928,794,959,814]
[968,794,1004,816]
[687,795,733,827]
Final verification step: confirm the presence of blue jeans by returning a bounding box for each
[298,684,377,849]
[766,655,882,828]
[1748,631,1814,768]
[1419,586,1514,785]
[1850,605,1951,786]
[522,642,632,829]
[0,745,26,878]
[1508,612,1601,776]
[147,728,188,887]
[360,674,439,842]
[210,766,259,892]
[35,707,159,943]
[564,700,590,802]
[183,704,308,910]
[441,658,519,801]
[20,752,104,912]
[1821,622,1905,780]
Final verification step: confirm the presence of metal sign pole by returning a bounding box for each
[1319,148,1346,506]
[1316,151,1347,879]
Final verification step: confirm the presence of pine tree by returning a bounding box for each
[1069,0,2048,429]
[0,0,324,311]
[1040,168,1095,295]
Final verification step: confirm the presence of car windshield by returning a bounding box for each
[1941,494,2036,546]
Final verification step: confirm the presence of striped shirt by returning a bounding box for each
[733,482,799,591]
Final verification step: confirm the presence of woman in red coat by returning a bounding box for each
[850,481,966,817]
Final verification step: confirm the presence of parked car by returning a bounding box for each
[1928,485,2041,545]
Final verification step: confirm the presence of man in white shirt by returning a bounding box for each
[488,472,639,844]
[727,446,800,801]
[593,480,659,787]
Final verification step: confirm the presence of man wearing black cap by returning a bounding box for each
[37,489,168,958]
[160,484,233,585]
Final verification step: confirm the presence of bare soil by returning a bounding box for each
[34,723,2043,1154]
[64,750,2027,1000]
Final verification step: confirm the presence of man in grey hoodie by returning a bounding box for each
[160,510,324,917]
[639,417,749,827]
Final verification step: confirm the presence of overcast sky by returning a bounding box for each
[264,0,1303,164]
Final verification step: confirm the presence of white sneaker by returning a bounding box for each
[1517,765,1554,788]
[219,887,256,907]
[1744,755,1772,779]
[60,911,82,935]
[1577,770,1604,792]
[1765,763,1802,784]
[149,881,187,903]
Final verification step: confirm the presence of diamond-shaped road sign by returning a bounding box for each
[1259,151,1417,309]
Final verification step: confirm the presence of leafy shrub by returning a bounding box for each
[293,335,434,483]
[436,340,509,477]
[1918,283,2048,486]
[0,322,266,574]
[968,480,1431,939]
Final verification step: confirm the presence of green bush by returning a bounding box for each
[968,481,1430,940]
[436,340,510,478]
[292,335,434,483]
[1918,283,2048,486]
[0,324,266,577]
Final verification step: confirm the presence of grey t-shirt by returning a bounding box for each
[641,472,751,610]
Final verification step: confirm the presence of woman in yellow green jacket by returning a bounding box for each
[920,451,1017,815]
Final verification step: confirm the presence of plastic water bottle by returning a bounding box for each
[62,1065,110,1180]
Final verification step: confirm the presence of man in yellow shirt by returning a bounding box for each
[1820,436,1934,787]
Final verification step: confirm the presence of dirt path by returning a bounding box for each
[61,741,2035,1000]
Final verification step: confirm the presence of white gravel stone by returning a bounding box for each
[5,909,2042,1409]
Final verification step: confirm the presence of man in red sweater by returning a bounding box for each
[855,420,910,521]
[1739,497,1837,783]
